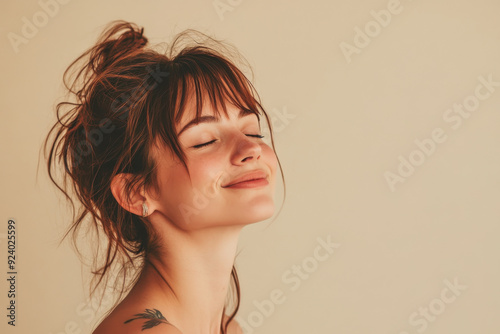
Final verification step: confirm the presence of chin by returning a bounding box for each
[179,191,276,229]
[241,201,276,225]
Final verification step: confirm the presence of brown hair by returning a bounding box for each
[44,20,285,332]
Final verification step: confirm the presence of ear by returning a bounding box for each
[110,173,147,216]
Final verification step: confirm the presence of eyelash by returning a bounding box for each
[193,134,265,149]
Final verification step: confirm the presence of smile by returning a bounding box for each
[223,178,269,189]
[222,169,268,188]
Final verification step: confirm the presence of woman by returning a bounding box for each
[44,21,284,333]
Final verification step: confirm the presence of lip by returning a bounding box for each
[222,170,268,188]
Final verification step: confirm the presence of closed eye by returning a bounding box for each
[192,134,265,149]
[193,139,217,149]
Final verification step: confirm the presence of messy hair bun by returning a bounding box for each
[91,22,148,72]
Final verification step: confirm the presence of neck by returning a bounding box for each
[133,221,243,334]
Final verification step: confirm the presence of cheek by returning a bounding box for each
[187,154,227,189]
[156,164,191,204]
[261,144,279,191]
[164,157,227,228]
[262,144,278,172]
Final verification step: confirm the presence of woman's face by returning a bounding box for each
[149,98,278,230]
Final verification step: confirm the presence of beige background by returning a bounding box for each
[1,0,499,333]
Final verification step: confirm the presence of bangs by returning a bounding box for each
[150,47,267,173]
[172,49,262,125]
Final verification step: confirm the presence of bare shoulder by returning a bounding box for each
[93,324,181,334]
[92,306,240,334]
[92,307,182,334]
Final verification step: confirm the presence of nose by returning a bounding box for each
[231,133,262,164]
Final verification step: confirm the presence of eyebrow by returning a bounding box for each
[177,110,257,137]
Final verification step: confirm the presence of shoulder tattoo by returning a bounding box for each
[124,308,173,331]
